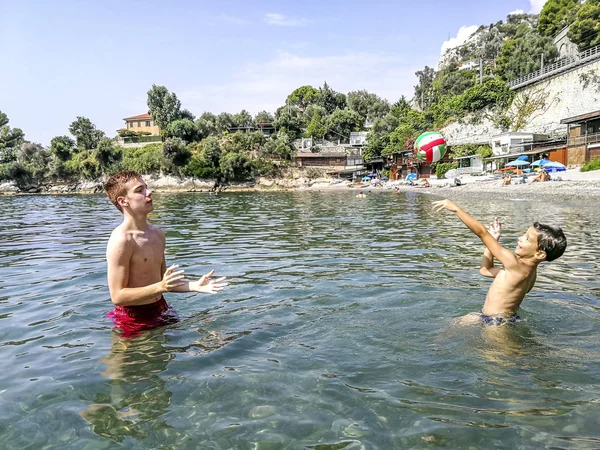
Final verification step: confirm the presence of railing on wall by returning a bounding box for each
[508,44,600,90]
[567,131,600,147]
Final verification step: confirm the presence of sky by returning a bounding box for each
[0,0,547,145]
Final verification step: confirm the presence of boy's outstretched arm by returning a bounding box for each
[480,218,502,278]
[162,258,228,294]
[432,199,519,270]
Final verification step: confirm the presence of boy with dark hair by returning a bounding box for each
[104,171,227,336]
[433,199,567,325]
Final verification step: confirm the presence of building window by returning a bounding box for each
[129,122,133,129]
[146,121,150,127]
[137,122,141,128]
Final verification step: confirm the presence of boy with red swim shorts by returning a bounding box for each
[104,171,227,337]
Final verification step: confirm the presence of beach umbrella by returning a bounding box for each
[516,155,529,161]
[543,161,566,172]
[530,159,550,166]
[504,160,530,167]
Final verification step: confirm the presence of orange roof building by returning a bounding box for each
[121,113,160,135]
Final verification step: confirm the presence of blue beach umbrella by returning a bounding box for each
[516,155,529,161]
[530,159,550,166]
[543,161,566,172]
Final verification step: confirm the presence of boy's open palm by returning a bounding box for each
[488,217,501,240]
[432,199,459,212]
[192,270,228,294]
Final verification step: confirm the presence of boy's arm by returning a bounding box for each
[480,248,501,278]
[106,236,184,306]
[480,218,502,278]
[433,200,519,270]
[168,265,228,294]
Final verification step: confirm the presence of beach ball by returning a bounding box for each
[414,132,447,163]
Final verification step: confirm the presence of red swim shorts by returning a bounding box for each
[107,297,178,338]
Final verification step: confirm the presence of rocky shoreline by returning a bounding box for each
[2,170,600,202]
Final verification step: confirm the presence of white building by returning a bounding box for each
[350,131,369,146]
[490,132,550,156]
[458,60,478,71]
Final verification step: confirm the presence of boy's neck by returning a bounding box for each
[516,254,540,268]
[122,211,149,231]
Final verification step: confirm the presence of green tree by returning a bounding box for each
[538,0,581,37]
[318,82,347,113]
[347,90,390,121]
[185,136,221,179]
[216,112,235,133]
[305,111,327,139]
[434,69,477,98]
[121,144,166,174]
[165,119,198,142]
[259,136,293,160]
[325,109,363,142]
[219,152,253,181]
[496,32,558,81]
[413,66,436,109]
[286,85,320,110]
[147,84,182,129]
[0,111,25,163]
[162,137,191,167]
[232,110,255,128]
[196,112,218,138]
[255,111,275,124]
[383,109,427,156]
[49,135,75,161]
[274,105,305,139]
[68,116,105,151]
[199,136,222,168]
[568,0,600,49]
[96,138,122,169]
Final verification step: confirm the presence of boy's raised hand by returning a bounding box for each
[162,264,186,291]
[432,199,459,212]
[488,217,501,240]
[192,270,228,294]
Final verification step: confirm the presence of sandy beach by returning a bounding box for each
[319,168,600,202]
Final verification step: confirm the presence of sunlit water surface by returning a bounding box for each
[1,191,599,449]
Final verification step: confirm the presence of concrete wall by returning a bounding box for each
[442,59,600,146]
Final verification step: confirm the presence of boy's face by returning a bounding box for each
[516,226,545,260]
[118,178,153,213]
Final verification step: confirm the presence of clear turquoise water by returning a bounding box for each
[1,191,599,449]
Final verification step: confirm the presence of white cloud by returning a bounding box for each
[264,13,309,27]
[529,0,548,14]
[508,9,525,16]
[440,25,479,56]
[179,51,426,115]
[218,14,250,25]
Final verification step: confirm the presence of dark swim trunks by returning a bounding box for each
[107,297,178,338]
[480,313,520,326]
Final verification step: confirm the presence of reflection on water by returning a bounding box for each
[0,191,599,448]
[79,330,174,443]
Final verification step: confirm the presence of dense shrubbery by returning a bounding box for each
[581,157,600,172]
[433,162,458,179]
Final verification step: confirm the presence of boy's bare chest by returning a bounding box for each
[130,233,164,266]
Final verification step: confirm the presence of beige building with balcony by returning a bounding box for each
[121,113,160,135]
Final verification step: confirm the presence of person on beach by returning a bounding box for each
[432,199,567,326]
[356,191,366,198]
[531,169,550,183]
[502,173,512,186]
[104,171,227,337]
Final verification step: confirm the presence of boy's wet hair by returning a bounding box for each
[104,171,142,212]
[533,222,567,262]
